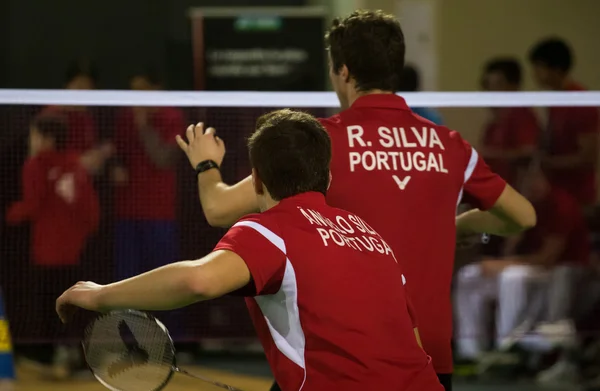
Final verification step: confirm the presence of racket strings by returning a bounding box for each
[84,311,174,391]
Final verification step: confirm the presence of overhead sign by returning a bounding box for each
[190,7,326,91]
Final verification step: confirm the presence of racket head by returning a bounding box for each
[82,310,176,391]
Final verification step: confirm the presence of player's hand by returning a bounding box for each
[176,122,226,169]
[56,281,105,323]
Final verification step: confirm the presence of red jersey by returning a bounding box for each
[215,192,442,391]
[545,82,599,205]
[481,108,540,185]
[6,150,99,266]
[519,188,589,264]
[320,94,507,373]
[114,107,183,220]
[41,106,97,153]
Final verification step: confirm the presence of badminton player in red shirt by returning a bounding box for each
[57,110,443,391]
[176,10,536,391]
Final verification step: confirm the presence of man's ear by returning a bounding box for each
[252,168,264,195]
[327,171,332,190]
[340,64,350,83]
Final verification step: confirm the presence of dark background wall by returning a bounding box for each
[1,0,305,90]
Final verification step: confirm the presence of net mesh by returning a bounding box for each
[0,90,598,356]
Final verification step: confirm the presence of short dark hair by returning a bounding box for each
[65,58,98,85]
[529,38,573,72]
[483,58,522,85]
[248,109,331,201]
[326,10,405,92]
[31,115,69,150]
[398,64,419,92]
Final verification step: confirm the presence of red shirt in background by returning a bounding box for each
[320,94,507,373]
[41,106,97,153]
[6,150,99,266]
[114,107,183,220]
[215,192,442,391]
[519,188,590,265]
[481,108,540,185]
[545,82,599,205]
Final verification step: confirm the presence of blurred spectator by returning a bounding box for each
[479,58,540,188]
[397,64,444,125]
[112,69,183,280]
[41,59,113,174]
[529,38,600,209]
[5,115,99,378]
[454,168,589,372]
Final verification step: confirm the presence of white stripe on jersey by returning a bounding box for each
[456,147,479,206]
[232,220,307,391]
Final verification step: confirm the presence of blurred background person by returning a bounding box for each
[112,69,182,280]
[41,59,113,175]
[479,58,540,189]
[111,69,189,355]
[5,115,99,379]
[476,58,541,257]
[529,38,600,211]
[398,64,444,125]
[454,167,589,379]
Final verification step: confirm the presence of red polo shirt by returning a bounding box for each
[545,82,599,205]
[215,192,442,391]
[481,108,540,185]
[6,150,99,266]
[114,107,183,220]
[320,94,507,373]
[519,188,590,264]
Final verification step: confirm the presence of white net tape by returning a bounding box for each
[0,89,599,107]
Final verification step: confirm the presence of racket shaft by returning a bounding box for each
[175,368,246,391]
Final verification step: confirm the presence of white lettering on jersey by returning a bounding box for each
[346,125,367,147]
[392,175,411,190]
[347,124,449,189]
[299,207,394,259]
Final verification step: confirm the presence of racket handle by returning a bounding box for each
[175,367,247,391]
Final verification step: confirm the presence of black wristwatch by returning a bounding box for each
[195,160,220,177]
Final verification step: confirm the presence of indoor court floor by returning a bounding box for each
[8,363,272,391]
[4,357,575,391]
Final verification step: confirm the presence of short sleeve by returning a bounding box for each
[214,217,287,296]
[457,135,507,210]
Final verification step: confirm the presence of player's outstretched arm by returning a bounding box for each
[457,184,536,236]
[56,250,251,323]
[176,122,259,227]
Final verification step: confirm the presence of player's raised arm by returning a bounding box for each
[455,135,536,236]
[176,122,259,227]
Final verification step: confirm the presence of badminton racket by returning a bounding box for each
[82,309,246,391]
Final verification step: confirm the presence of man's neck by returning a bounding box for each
[347,89,395,108]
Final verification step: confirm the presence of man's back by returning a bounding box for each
[215,192,442,391]
[321,94,507,373]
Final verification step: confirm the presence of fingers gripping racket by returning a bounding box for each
[83,310,246,391]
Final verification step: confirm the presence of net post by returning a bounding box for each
[0,287,15,386]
